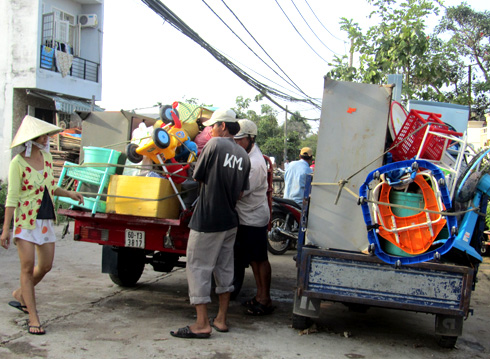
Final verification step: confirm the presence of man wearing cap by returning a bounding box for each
[234,119,274,316]
[171,109,251,339]
[283,147,314,207]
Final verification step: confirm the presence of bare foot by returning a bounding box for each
[12,289,25,306]
[210,317,229,332]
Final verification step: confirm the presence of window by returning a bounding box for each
[42,9,79,56]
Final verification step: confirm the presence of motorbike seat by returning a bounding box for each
[273,197,302,209]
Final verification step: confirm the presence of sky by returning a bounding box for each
[98,0,489,125]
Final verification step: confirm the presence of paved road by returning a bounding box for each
[0,222,489,359]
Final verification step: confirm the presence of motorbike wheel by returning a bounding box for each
[267,212,293,255]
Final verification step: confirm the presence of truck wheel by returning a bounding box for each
[267,212,292,255]
[109,248,145,287]
[292,314,312,330]
[436,335,458,348]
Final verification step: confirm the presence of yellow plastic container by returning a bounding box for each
[106,175,181,219]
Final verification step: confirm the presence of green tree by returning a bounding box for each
[301,134,318,157]
[435,3,490,117]
[327,0,490,117]
[232,96,318,163]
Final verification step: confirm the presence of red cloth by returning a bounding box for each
[194,126,212,154]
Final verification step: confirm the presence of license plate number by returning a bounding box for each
[125,229,145,249]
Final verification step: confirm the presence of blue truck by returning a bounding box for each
[291,79,485,348]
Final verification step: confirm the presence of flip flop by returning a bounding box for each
[209,317,229,333]
[242,297,259,308]
[170,326,210,339]
[8,300,28,314]
[28,325,46,335]
[246,300,275,316]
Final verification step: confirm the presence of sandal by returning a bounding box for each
[8,300,28,314]
[246,300,275,316]
[170,326,210,339]
[242,297,259,308]
[28,325,46,335]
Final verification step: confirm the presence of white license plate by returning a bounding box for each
[125,229,145,249]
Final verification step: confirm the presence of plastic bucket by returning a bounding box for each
[389,191,424,217]
[83,147,121,174]
[382,190,424,257]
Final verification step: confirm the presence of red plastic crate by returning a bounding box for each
[389,109,462,162]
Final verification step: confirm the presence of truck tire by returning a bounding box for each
[436,335,458,348]
[292,314,312,330]
[109,248,146,287]
[267,212,293,255]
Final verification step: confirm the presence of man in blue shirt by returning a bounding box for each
[283,147,314,207]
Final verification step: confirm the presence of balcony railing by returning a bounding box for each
[40,45,99,83]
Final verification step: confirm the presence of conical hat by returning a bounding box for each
[11,115,62,148]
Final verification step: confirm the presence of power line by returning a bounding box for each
[304,0,346,42]
[290,0,341,55]
[273,0,329,63]
[216,46,314,101]
[216,0,313,99]
[139,0,321,118]
[200,0,307,99]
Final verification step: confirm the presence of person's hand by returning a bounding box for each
[0,229,10,250]
[69,191,85,205]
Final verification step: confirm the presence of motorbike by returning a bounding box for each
[267,196,302,255]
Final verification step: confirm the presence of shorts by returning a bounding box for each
[186,227,237,305]
[234,224,268,267]
[13,219,56,246]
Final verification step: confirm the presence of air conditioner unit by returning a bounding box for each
[78,14,98,28]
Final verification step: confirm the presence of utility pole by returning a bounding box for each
[284,106,288,164]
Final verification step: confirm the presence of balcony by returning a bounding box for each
[40,45,99,83]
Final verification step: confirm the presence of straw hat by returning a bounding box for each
[11,115,62,148]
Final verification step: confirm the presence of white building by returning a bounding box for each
[0,0,104,180]
[466,112,490,152]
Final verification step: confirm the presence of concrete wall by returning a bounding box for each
[0,0,40,181]
[0,0,104,181]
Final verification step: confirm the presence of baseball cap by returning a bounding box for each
[202,109,237,127]
[300,147,313,157]
[234,119,257,139]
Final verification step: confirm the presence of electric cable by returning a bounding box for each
[139,0,322,116]
[273,0,329,63]
[217,0,312,98]
[303,0,346,42]
[290,0,341,55]
[216,46,313,101]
